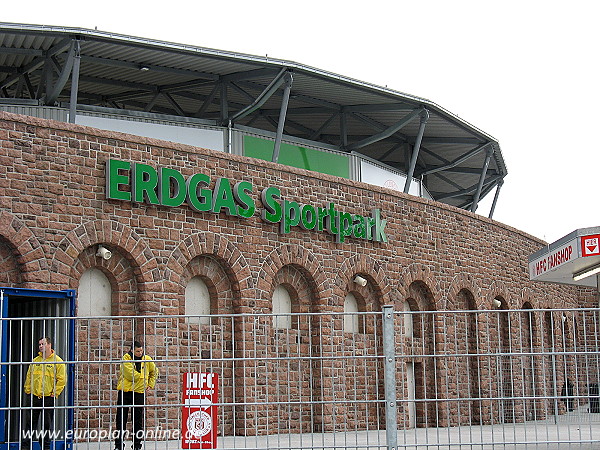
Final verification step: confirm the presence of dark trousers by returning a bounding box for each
[115,391,145,450]
[21,396,55,449]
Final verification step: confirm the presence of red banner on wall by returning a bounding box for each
[182,372,218,449]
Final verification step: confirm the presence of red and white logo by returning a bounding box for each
[582,235,600,257]
[182,372,218,449]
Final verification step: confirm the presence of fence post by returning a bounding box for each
[383,305,398,450]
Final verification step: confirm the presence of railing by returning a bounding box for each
[1,308,599,449]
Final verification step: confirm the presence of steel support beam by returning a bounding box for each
[44,56,54,101]
[431,167,500,175]
[433,174,502,201]
[13,77,24,98]
[419,141,494,177]
[50,55,63,76]
[0,47,44,57]
[23,74,35,99]
[346,107,424,151]
[272,72,293,163]
[230,68,289,123]
[220,81,229,124]
[340,109,348,148]
[457,176,503,210]
[237,78,338,110]
[68,40,81,123]
[34,57,49,100]
[144,91,161,112]
[228,82,256,103]
[0,38,71,92]
[403,110,429,193]
[488,179,504,219]
[263,114,279,130]
[379,143,404,161]
[278,117,316,138]
[163,92,185,116]
[245,112,261,128]
[470,147,495,212]
[195,83,220,117]
[309,112,338,141]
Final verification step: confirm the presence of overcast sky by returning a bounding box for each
[5,1,599,243]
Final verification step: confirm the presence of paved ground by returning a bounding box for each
[20,409,600,450]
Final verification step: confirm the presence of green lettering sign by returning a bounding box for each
[300,205,317,230]
[212,178,237,216]
[132,163,159,205]
[260,187,282,223]
[234,181,255,218]
[106,159,131,201]
[371,208,388,243]
[105,159,389,244]
[159,167,187,207]
[187,173,212,212]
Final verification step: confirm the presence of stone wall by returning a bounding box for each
[0,111,597,435]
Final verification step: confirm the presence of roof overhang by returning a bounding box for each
[0,22,508,212]
[528,227,600,288]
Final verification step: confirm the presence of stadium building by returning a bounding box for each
[0,22,598,448]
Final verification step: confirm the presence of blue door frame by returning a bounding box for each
[0,288,75,450]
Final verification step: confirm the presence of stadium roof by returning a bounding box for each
[0,22,507,213]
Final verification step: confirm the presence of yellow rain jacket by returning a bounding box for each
[24,351,66,398]
[117,352,158,393]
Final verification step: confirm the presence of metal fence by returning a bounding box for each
[1,307,600,449]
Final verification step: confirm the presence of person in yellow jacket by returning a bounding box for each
[114,341,158,450]
[22,336,66,450]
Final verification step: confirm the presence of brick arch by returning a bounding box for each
[520,287,539,309]
[397,263,441,311]
[0,210,48,286]
[181,255,236,315]
[163,231,251,313]
[519,288,543,349]
[52,220,158,311]
[520,285,556,310]
[444,274,481,310]
[333,254,394,312]
[487,280,512,309]
[256,244,329,312]
[72,247,139,316]
[0,237,22,286]
[398,263,441,428]
[272,265,316,313]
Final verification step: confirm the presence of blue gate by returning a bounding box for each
[0,288,75,450]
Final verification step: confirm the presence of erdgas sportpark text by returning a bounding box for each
[106,159,388,244]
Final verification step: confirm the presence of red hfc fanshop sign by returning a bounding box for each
[529,239,576,279]
[182,372,218,449]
